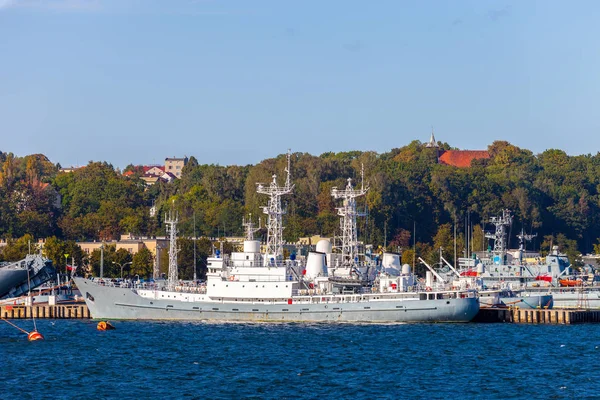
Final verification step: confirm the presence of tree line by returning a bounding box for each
[1,139,600,277]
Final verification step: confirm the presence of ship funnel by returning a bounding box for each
[305,251,327,279]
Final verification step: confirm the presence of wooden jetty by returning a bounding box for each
[474,307,600,324]
[0,304,90,319]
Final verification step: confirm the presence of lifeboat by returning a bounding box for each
[535,275,552,283]
[559,279,582,287]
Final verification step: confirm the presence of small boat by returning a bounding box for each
[559,279,582,287]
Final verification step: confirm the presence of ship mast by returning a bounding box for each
[242,214,261,241]
[516,227,537,263]
[485,209,512,262]
[165,204,179,288]
[331,166,368,266]
[256,150,294,264]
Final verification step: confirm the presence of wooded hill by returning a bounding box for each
[2,140,600,270]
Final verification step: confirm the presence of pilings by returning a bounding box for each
[474,308,600,324]
[0,304,90,319]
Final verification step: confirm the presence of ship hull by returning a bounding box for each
[524,288,600,309]
[0,268,28,298]
[75,278,479,323]
[479,294,553,309]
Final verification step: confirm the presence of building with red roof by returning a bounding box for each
[438,150,490,168]
[426,131,490,168]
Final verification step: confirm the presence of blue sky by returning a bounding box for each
[1,0,599,168]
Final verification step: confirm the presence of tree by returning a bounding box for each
[0,153,16,188]
[131,247,154,279]
[88,245,132,278]
[0,234,36,262]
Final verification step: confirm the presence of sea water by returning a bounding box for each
[2,320,599,399]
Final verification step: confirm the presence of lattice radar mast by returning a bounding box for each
[256,150,294,263]
[485,209,512,257]
[517,227,537,252]
[331,166,368,266]
[242,214,261,241]
[165,205,179,288]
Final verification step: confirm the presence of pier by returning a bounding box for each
[2,303,600,324]
[474,307,600,324]
[0,304,90,319]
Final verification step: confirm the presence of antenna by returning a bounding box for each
[165,200,179,289]
[485,209,512,260]
[242,213,261,241]
[285,149,292,190]
[256,150,294,263]
[361,163,365,192]
[193,211,197,282]
[331,174,369,267]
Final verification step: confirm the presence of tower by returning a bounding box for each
[485,210,512,263]
[242,214,261,241]
[425,127,439,148]
[516,227,537,263]
[256,150,294,264]
[165,205,179,288]
[425,127,441,164]
[331,166,369,267]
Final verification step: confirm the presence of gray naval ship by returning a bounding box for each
[0,254,56,300]
[75,154,479,323]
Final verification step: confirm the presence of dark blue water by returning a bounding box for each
[2,320,599,399]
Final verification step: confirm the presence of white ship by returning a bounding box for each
[75,153,479,322]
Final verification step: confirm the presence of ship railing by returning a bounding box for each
[223,275,291,283]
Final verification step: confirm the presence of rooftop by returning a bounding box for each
[438,150,490,168]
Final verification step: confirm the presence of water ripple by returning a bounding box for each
[2,320,600,399]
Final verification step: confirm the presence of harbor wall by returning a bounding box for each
[474,308,600,324]
[0,304,90,319]
[3,303,600,324]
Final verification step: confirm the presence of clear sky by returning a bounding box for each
[1,0,599,168]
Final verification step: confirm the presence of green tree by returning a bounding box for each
[0,234,36,261]
[131,247,154,279]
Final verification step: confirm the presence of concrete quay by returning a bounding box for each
[0,304,90,319]
[474,307,600,324]
[2,303,600,324]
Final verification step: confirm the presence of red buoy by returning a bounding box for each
[28,331,44,341]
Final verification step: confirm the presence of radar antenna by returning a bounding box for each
[242,213,261,241]
[256,150,294,264]
[485,209,512,261]
[331,171,369,267]
[517,228,537,252]
[165,201,179,289]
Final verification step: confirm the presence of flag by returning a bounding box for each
[66,265,77,272]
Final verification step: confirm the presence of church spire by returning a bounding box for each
[425,127,439,148]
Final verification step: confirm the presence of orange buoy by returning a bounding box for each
[97,321,115,331]
[28,331,44,341]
